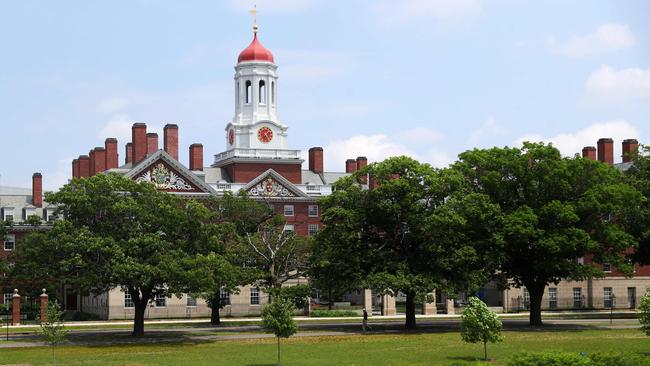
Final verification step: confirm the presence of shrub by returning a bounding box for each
[589,352,650,366]
[507,352,591,366]
[460,297,503,360]
[310,310,357,318]
[639,285,650,336]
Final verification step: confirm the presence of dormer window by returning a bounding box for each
[24,207,36,220]
[46,209,56,223]
[2,207,14,222]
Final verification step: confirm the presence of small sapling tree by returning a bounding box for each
[460,296,503,360]
[261,297,298,366]
[40,300,67,365]
[640,286,650,336]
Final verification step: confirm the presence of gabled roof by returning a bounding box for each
[124,150,217,196]
[242,168,312,200]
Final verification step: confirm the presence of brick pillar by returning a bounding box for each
[369,175,378,190]
[382,294,396,316]
[125,143,133,165]
[39,289,48,323]
[308,147,324,174]
[132,123,147,165]
[164,124,179,160]
[78,155,90,178]
[93,147,106,174]
[345,159,357,173]
[32,173,43,208]
[72,159,80,178]
[89,149,96,176]
[446,299,455,315]
[105,138,119,170]
[582,146,596,160]
[146,133,158,155]
[11,289,20,325]
[597,138,614,165]
[189,143,204,171]
[363,289,373,316]
[356,156,368,184]
[622,139,639,163]
[422,292,437,315]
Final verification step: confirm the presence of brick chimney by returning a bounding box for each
[345,159,357,173]
[308,147,324,174]
[78,155,90,178]
[132,123,147,165]
[93,147,107,174]
[597,138,614,165]
[582,146,597,160]
[89,149,96,176]
[147,133,158,155]
[32,173,42,208]
[622,139,639,163]
[189,143,203,171]
[164,124,179,160]
[72,159,79,178]
[125,143,133,165]
[105,138,118,170]
[356,156,368,184]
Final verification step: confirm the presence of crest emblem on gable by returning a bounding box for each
[248,177,295,197]
[136,163,194,191]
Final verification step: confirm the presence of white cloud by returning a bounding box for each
[373,0,481,24]
[96,97,129,114]
[467,117,508,147]
[227,0,317,13]
[548,23,635,58]
[513,120,640,161]
[585,65,650,103]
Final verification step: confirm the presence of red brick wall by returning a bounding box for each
[105,138,118,170]
[189,144,203,171]
[132,123,147,165]
[225,162,302,184]
[269,202,321,237]
[164,124,179,161]
[78,156,90,178]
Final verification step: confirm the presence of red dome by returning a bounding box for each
[238,34,274,63]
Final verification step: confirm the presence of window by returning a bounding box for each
[186,296,197,307]
[308,205,318,217]
[577,257,584,265]
[283,205,294,217]
[4,234,15,251]
[523,288,530,310]
[245,80,252,104]
[603,263,612,272]
[4,293,12,306]
[3,208,14,222]
[283,224,294,232]
[124,293,134,308]
[250,287,260,305]
[604,287,613,308]
[259,80,266,104]
[271,81,275,105]
[24,207,36,220]
[308,224,319,236]
[46,209,56,222]
[154,294,166,307]
[220,289,230,305]
[573,288,582,308]
[548,288,557,309]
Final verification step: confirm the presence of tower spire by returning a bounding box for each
[250,5,258,34]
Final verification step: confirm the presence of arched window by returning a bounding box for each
[245,80,252,104]
[271,81,275,105]
[259,80,266,104]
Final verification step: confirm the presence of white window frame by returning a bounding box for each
[186,295,197,307]
[46,209,56,222]
[154,294,166,308]
[4,234,15,251]
[124,293,134,308]
[24,207,36,220]
[4,293,12,306]
[548,288,557,309]
[283,205,294,217]
[283,224,294,232]
[250,287,260,305]
[604,287,613,308]
[308,205,318,217]
[3,208,14,222]
[308,224,319,236]
[573,287,582,308]
[603,263,612,272]
[220,289,230,305]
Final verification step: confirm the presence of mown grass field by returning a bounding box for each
[1,328,649,365]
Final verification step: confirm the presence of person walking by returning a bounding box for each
[362,308,371,333]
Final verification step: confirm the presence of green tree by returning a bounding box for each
[640,286,650,336]
[261,297,298,366]
[34,173,212,336]
[318,156,503,328]
[40,300,67,365]
[460,296,503,360]
[453,142,643,325]
[624,145,650,265]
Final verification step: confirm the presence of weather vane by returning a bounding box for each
[250,5,258,34]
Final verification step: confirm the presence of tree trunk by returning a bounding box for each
[210,295,221,326]
[483,341,487,360]
[405,291,416,329]
[527,283,545,326]
[131,291,150,337]
[277,336,281,366]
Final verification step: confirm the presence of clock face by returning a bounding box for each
[228,129,234,145]
[257,127,273,143]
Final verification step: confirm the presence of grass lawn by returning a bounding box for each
[0,328,649,365]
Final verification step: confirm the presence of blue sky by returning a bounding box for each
[1,0,649,190]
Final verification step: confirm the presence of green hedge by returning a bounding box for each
[507,352,650,366]
[310,310,358,318]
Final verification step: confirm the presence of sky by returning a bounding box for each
[0,0,649,191]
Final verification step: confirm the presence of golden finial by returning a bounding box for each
[249,5,258,34]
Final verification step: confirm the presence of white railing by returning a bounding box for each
[214,148,302,164]
[210,183,332,196]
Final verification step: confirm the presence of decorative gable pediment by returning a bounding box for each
[135,162,197,192]
[243,169,311,200]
